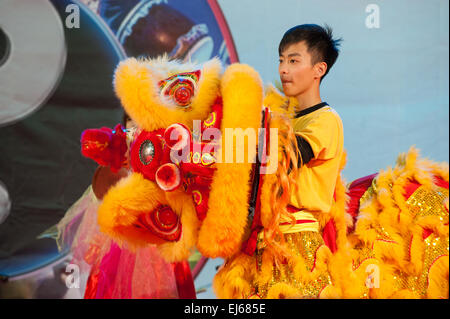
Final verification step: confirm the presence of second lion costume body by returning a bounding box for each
[80,57,449,299]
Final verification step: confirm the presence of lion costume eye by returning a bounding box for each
[139,140,155,165]
[130,130,164,181]
[158,70,201,108]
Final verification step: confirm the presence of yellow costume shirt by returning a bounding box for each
[290,104,344,214]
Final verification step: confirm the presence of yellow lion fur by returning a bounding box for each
[349,146,449,298]
[196,63,263,258]
[114,56,222,131]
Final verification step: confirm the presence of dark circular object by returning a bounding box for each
[0,27,11,68]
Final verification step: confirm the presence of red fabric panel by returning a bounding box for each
[172,260,197,299]
[322,219,337,254]
[422,228,433,240]
[434,176,449,189]
[241,108,269,256]
[404,175,448,200]
[346,173,378,219]
[403,180,421,200]
[84,269,100,299]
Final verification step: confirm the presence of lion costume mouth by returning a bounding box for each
[133,205,182,242]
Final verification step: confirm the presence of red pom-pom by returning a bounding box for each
[80,124,128,173]
[81,127,113,166]
[156,163,181,191]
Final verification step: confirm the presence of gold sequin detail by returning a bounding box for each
[251,232,332,298]
[406,186,449,222]
[349,244,374,298]
[392,233,449,297]
[376,226,395,242]
[352,175,449,298]
[352,246,376,271]
[286,232,322,271]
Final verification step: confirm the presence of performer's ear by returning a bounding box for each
[314,61,327,80]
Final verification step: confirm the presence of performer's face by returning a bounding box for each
[278,41,318,98]
[126,117,137,130]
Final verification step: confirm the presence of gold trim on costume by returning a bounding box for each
[279,211,320,234]
[257,211,319,244]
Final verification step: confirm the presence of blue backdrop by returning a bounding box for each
[219,0,449,181]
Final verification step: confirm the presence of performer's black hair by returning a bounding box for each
[122,112,131,127]
[279,24,342,82]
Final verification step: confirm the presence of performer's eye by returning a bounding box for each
[139,140,155,165]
